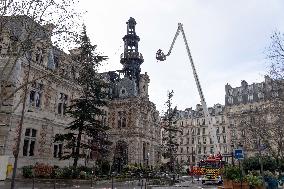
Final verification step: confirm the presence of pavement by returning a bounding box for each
[151,180,218,189]
[1,179,141,189]
[0,179,218,189]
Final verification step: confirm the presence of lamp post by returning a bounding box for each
[231,143,235,166]
[147,152,149,167]
[191,146,194,183]
[146,152,149,183]
[258,138,265,188]
[237,143,243,189]
[91,169,94,188]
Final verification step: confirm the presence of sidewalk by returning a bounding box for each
[0,179,141,189]
[0,178,219,189]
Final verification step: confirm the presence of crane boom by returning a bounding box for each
[156,23,219,154]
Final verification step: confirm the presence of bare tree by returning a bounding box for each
[237,101,284,174]
[0,0,82,111]
[267,31,284,80]
[0,1,82,188]
[237,106,268,152]
[266,30,284,161]
[265,101,284,160]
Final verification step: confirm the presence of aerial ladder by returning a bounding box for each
[156,23,219,154]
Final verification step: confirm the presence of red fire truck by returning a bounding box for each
[191,153,224,184]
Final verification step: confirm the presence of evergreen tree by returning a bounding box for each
[55,25,111,168]
[162,90,180,174]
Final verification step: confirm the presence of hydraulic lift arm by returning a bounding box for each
[156,23,219,153]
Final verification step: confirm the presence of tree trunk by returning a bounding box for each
[73,127,83,168]
[10,61,31,189]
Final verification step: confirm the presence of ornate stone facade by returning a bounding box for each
[0,16,161,174]
[225,76,284,157]
[0,16,83,170]
[103,18,161,169]
[169,104,231,166]
[225,75,280,106]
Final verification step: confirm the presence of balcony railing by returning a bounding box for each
[120,52,143,61]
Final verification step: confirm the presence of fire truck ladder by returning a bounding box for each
[156,23,219,154]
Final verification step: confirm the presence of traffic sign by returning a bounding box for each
[234,149,244,160]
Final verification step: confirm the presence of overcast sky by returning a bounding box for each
[78,0,284,112]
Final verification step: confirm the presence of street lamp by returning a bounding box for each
[258,138,265,188]
[191,146,194,183]
[146,152,150,182]
[237,143,244,189]
[231,143,235,166]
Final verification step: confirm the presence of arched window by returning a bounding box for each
[118,111,127,128]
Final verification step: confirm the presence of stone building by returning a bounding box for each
[225,76,281,106]
[225,76,283,157]
[0,16,161,174]
[160,76,283,166]
[0,16,81,169]
[103,18,161,170]
[164,104,231,166]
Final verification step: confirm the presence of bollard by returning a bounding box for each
[112,175,114,189]
[91,169,94,188]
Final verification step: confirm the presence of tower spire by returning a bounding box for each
[120,17,144,80]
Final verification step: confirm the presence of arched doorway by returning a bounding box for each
[112,140,128,173]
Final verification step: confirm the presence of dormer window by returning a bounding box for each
[228,96,233,104]
[248,94,254,102]
[248,85,253,93]
[258,92,264,99]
